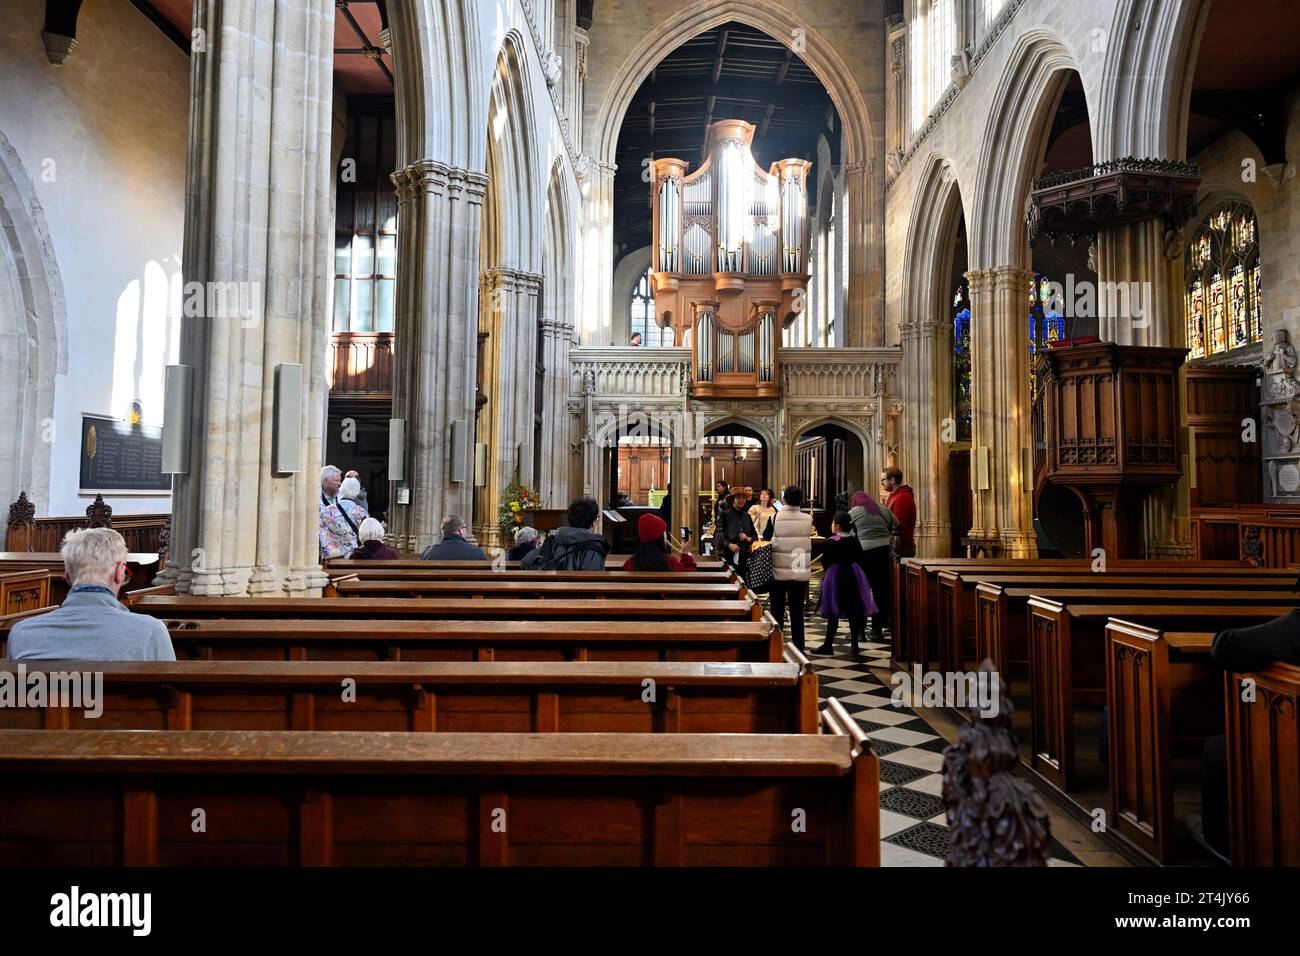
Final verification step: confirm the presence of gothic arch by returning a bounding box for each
[1096,0,1214,161]
[483,30,543,274]
[971,29,1086,269]
[593,1,876,169]
[0,128,68,516]
[902,154,967,329]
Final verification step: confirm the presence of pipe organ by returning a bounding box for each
[650,120,811,399]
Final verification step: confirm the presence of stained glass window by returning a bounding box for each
[1185,201,1262,362]
[630,269,671,347]
[1028,272,1064,403]
[952,280,972,443]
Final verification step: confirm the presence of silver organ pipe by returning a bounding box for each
[658,177,680,273]
[781,171,804,273]
[695,311,713,382]
[738,328,756,374]
[758,311,775,382]
[715,327,734,373]
[716,142,747,273]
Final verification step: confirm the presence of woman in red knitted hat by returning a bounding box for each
[622,513,697,572]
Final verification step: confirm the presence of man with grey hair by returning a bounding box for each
[419,515,488,561]
[7,527,175,661]
[320,465,342,505]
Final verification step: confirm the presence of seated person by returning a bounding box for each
[419,515,488,561]
[7,528,175,661]
[347,517,398,560]
[621,513,696,572]
[507,526,539,561]
[523,497,609,571]
[1193,606,1300,864]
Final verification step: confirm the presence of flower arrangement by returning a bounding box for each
[498,473,539,540]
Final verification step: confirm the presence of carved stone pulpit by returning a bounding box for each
[1034,343,1187,558]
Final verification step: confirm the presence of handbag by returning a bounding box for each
[746,540,774,592]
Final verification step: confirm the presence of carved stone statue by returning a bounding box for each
[1265,328,1297,375]
[943,662,1052,866]
[541,50,562,89]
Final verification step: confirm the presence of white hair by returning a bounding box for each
[60,527,128,586]
[320,465,342,483]
[514,526,539,546]
[339,476,361,500]
[358,517,385,543]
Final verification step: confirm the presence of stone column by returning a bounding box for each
[901,316,953,556]
[966,266,1036,557]
[163,0,334,596]
[844,160,878,346]
[1096,219,1194,557]
[538,316,574,508]
[389,161,488,553]
[476,268,542,547]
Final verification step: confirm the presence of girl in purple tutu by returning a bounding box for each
[816,511,879,657]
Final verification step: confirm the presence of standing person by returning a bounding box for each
[717,491,756,576]
[522,497,609,571]
[770,485,814,652]
[343,469,369,514]
[7,528,175,662]
[712,480,731,525]
[848,490,898,639]
[816,511,879,657]
[747,488,777,542]
[881,466,917,559]
[318,465,351,560]
[338,476,368,526]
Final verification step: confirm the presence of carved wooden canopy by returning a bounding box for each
[1026,158,1201,247]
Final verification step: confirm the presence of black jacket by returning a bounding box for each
[716,506,756,556]
[521,526,608,571]
[420,535,489,561]
[1211,608,1300,673]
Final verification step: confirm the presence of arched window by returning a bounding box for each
[952,280,971,442]
[630,268,671,346]
[1028,272,1064,403]
[1185,202,1262,360]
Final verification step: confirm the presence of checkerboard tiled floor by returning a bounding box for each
[788,611,1081,867]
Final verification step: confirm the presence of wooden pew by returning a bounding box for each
[0,651,820,735]
[0,569,51,615]
[1103,621,1220,861]
[0,698,879,866]
[325,562,735,583]
[1225,662,1300,866]
[0,552,161,603]
[1026,601,1291,792]
[28,618,785,664]
[897,557,1248,670]
[968,576,1296,676]
[127,595,766,624]
[331,579,749,601]
[324,556,727,572]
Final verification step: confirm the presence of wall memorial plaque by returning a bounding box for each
[78,413,171,494]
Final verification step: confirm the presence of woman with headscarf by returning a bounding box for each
[848,489,899,639]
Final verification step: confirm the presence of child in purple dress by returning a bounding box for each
[816,511,879,657]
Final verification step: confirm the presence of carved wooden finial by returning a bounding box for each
[85,494,113,528]
[942,661,1052,866]
[157,515,171,562]
[8,491,36,527]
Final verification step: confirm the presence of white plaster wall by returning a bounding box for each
[0,0,187,516]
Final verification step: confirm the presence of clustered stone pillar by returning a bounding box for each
[966,266,1036,557]
[1096,219,1195,557]
[538,316,575,508]
[163,0,335,596]
[389,161,489,553]
[844,160,877,346]
[900,315,953,556]
[476,267,542,547]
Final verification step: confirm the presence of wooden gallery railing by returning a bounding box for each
[328,331,394,397]
[5,491,169,560]
[1191,504,1300,569]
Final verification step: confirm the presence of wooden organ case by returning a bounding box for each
[650,120,810,399]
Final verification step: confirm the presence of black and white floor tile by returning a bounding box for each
[787,610,1082,867]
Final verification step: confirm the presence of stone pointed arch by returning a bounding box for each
[0,128,68,517]
[539,156,581,506]
[971,29,1085,270]
[484,30,543,275]
[899,153,969,557]
[1096,0,1214,162]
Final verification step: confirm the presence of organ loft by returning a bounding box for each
[650,120,810,400]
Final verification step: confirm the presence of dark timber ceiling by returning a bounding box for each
[613,21,839,258]
[130,0,394,93]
